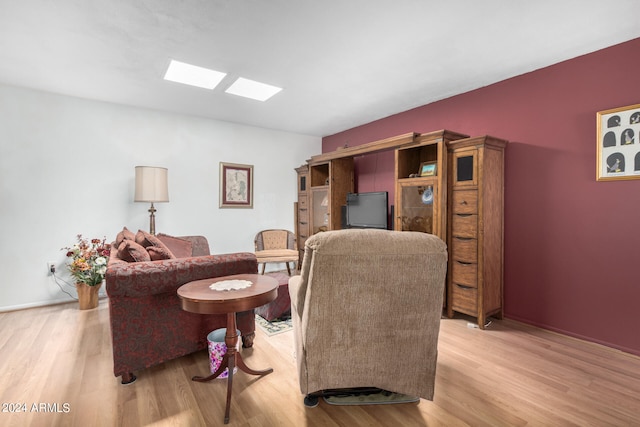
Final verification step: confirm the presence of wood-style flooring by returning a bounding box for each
[1,300,639,426]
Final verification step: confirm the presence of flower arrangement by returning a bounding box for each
[63,235,111,286]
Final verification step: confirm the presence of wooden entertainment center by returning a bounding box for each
[294,130,507,329]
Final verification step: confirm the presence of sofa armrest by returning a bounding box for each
[106,252,257,298]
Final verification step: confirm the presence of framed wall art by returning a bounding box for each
[418,161,437,177]
[219,162,253,208]
[596,103,640,181]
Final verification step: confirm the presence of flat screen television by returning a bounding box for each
[345,191,388,229]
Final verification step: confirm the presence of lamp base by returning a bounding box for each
[148,203,157,235]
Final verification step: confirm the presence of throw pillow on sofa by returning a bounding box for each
[134,230,158,247]
[156,233,193,258]
[146,245,176,261]
[117,240,151,262]
[135,230,176,261]
[115,226,135,249]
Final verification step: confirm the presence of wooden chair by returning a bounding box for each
[254,229,298,275]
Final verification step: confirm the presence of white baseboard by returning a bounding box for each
[0,294,107,313]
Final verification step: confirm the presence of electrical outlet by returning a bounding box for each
[48,262,56,274]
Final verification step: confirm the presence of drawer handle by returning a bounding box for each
[455,284,474,290]
[299,208,307,211]
[454,236,473,241]
[456,260,473,265]
[299,221,308,225]
[456,213,473,217]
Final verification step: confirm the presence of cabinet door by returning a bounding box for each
[310,187,329,234]
[395,180,439,236]
[451,148,478,187]
[298,173,308,192]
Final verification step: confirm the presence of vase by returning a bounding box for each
[76,282,102,310]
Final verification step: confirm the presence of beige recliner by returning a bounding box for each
[288,228,448,406]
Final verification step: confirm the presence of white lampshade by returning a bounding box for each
[134,166,169,203]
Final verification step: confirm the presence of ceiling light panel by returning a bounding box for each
[225,77,282,101]
[164,60,226,90]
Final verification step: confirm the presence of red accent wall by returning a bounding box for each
[323,38,640,356]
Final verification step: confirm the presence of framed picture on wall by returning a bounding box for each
[596,103,640,181]
[219,162,253,208]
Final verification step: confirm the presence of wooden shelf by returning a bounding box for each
[296,129,509,318]
[309,132,418,164]
[446,136,508,329]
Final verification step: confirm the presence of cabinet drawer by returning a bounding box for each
[451,236,477,261]
[452,190,478,214]
[298,235,308,250]
[451,260,477,287]
[297,225,309,237]
[451,283,478,313]
[298,208,309,223]
[452,214,477,238]
[298,195,308,209]
[298,221,309,235]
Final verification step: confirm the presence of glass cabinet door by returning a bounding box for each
[311,187,329,234]
[396,180,438,235]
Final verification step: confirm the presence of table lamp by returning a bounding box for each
[134,166,169,235]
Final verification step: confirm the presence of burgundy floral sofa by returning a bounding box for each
[105,228,258,384]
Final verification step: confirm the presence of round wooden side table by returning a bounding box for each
[178,273,278,424]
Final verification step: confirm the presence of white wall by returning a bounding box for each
[0,84,320,311]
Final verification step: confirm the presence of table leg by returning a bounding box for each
[192,312,273,424]
[224,351,234,424]
[236,352,273,376]
[192,352,230,382]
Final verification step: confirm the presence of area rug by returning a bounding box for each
[322,388,419,406]
[255,314,292,336]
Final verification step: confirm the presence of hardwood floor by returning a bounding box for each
[1,300,639,426]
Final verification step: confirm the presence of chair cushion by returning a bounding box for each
[255,249,298,262]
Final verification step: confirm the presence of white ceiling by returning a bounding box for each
[1,1,639,137]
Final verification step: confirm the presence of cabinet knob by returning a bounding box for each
[460,200,468,205]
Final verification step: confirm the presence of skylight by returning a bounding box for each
[163,60,226,90]
[225,77,282,101]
